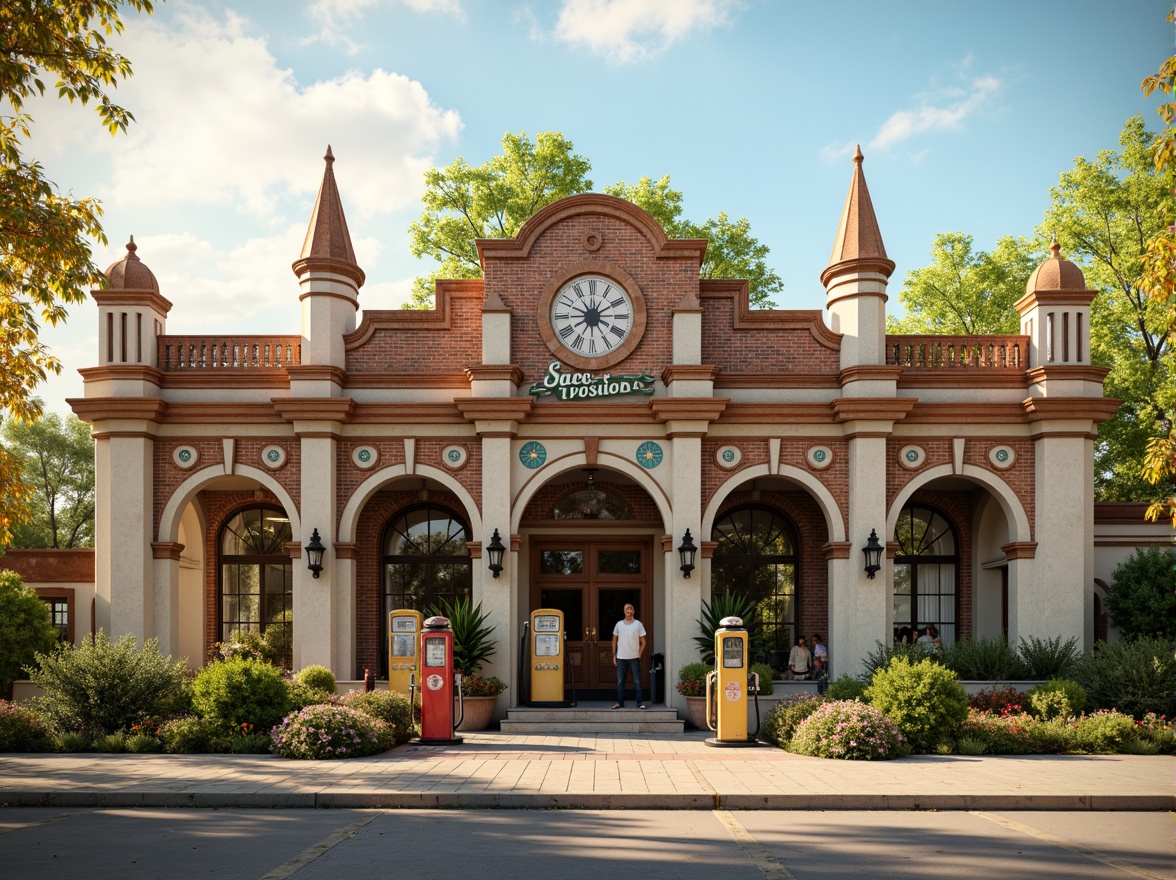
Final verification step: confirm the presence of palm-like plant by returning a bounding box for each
[694,591,759,663]
[428,597,497,675]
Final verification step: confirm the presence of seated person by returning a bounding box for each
[787,636,813,680]
[811,633,828,678]
[916,625,937,652]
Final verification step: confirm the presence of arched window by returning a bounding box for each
[710,505,799,653]
[382,504,472,617]
[893,504,958,646]
[219,505,293,665]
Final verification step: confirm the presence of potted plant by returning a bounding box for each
[677,662,712,730]
[429,597,506,730]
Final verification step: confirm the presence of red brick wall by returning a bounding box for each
[699,296,841,374]
[521,478,661,522]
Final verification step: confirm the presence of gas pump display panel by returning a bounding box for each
[392,634,415,657]
[391,616,417,633]
[722,636,744,668]
[535,634,560,656]
[425,639,447,667]
[533,615,560,632]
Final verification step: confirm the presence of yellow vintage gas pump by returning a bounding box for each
[704,615,764,748]
[529,609,567,706]
[387,610,422,698]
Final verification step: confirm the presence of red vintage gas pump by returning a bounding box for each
[415,615,464,744]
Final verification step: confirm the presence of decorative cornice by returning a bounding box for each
[153,402,289,424]
[151,542,185,561]
[454,397,535,423]
[720,402,837,423]
[286,364,348,385]
[160,373,293,391]
[343,281,483,348]
[903,402,1030,424]
[68,397,168,424]
[346,373,469,389]
[896,373,1030,391]
[660,365,719,384]
[699,280,841,350]
[830,397,917,423]
[839,365,903,385]
[822,541,852,560]
[78,365,164,385]
[270,397,356,423]
[349,403,465,424]
[1025,365,1111,386]
[528,402,659,424]
[1021,397,1121,423]
[650,398,729,423]
[1013,287,1096,314]
[715,373,840,390]
[333,542,359,560]
[1093,502,1154,524]
[464,364,525,385]
[1001,541,1038,560]
[91,288,173,315]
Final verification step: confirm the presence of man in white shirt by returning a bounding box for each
[611,603,647,709]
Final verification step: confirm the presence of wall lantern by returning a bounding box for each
[305,528,326,579]
[678,529,697,578]
[486,528,506,578]
[862,529,883,579]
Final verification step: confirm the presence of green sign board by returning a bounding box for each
[529,361,655,401]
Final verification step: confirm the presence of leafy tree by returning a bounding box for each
[887,233,1043,335]
[408,131,781,309]
[1140,11,1176,527]
[0,569,59,698]
[0,446,33,550]
[1043,116,1175,501]
[2,409,95,548]
[1105,546,1176,640]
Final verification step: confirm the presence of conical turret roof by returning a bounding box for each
[821,146,895,285]
[293,146,365,287]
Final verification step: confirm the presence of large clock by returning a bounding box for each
[538,265,646,370]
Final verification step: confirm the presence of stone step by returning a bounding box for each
[499,719,685,734]
[506,708,679,723]
[500,703,684,734]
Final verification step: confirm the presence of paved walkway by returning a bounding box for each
[1,730,1171,811]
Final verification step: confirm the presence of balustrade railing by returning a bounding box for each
[886,335,1028,370]
[158,336,301,371]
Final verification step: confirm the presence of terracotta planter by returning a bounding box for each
[456,695,499,731]
[684,695,711,731]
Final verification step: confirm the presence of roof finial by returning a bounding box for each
[126,235,139,260]
[853,144,864,165]
[1049,237,1061,260]
[324,144,335,164]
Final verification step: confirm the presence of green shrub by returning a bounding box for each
[209,629,276,665]
[827,675,867,702]
[863,640,933,676]
[0,571,60,699]
[191,657,290,730]
[956,736,987,756]
[0,699,55,751]
[270,704,389,759]
[29,631,186,735]
[941,637,1028,680]
[1017,635,1080,679]
[968,685,1027,714]
[427,597,496,675]
[125,732,161,753]
[955,709,1038,755]
[694,592,762,663]
[1073,636,1176,718]
[750,663,774,695]
[335,691,416,745]
[676,662,711,697]
[56,731,89,752]
[159,715,227,754]
[865,656,969,753]
[789,700,907,760]
[296,665,337,694]
[91,732,125,752]
[1068,710,1138,753]
[229,724,272,754]
[760,694,825,747]
[287,682,331,712]
[1105,546,1176,639]
[264,611,293,669]
[1132,712,1176,754]
[1026,679,1087,719]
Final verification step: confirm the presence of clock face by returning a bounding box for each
[550,275,634,359]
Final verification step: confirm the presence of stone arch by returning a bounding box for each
[511,450,673,533]
[337,463,482,543]
[157,464,300,544]
[701,463,846,543]
[886,464,1030,543]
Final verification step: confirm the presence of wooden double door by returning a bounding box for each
[530,538,652,694]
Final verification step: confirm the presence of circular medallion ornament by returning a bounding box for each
[636,441,663,469]
[351,445,378,469]
[582,230,603,252]
[806,445,833,470]
[715,445,742,469]
[725,681,742,702]
[899,445,926,470]
[988,445,1016,470]
[426,674,443,691]
[441,445,469,470]
[261,444,287,470]
[173,445,198,469]
[519,441,547,469]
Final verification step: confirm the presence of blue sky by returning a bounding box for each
[26,0,1171,416]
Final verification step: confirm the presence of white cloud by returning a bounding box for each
[552,0,740,64]
[305,0,466,54]
[821,73,1003,164]
[67,7,462,220]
